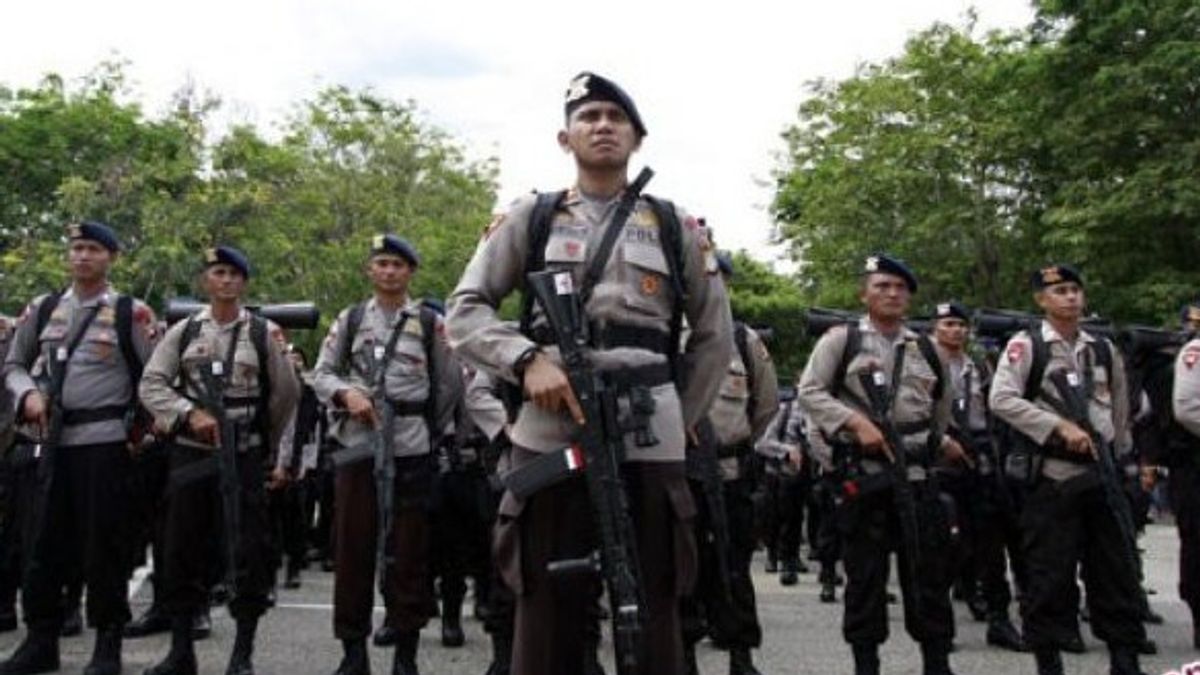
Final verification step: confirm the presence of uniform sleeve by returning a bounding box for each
[465,370,507,442]
[3,297,47,414]
[1174,342,1200,439]
[311,309,356,408]
[131,300,160,364]
[746,328,779,441]
[446,197,540,382]
[677,218,733,429]
[264,331,301,455]
[431,316,465,434]
[987,333,1060,445]
[275,408,298,471]
[1108,342,1133,454]
[796,326,857,437]
[138,321,193,433]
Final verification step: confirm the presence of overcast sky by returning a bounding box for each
[1,0,1034,265]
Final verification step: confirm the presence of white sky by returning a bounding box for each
[1,0,1034,265]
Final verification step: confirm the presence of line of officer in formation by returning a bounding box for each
[0,69,1198,675]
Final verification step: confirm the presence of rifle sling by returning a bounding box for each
[580,169,652,305]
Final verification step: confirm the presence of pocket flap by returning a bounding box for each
[623,242,669,275]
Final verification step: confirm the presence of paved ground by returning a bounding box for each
[3,522,1199,674]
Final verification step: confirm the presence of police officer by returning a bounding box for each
[0,313,18,633]
[930,301,1026,652]
[446,71,731,674]
[797,254,962,675]
[138,245,299,675]
[684,251,777,675]
[755,386,810,587]
[312,235,461,675]
[989,265,1147,675]
[1,222,158,675]
[1170,301,1200,647]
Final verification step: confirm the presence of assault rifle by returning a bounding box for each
[526,269,645,675]
[687,417,734,603]
[857,365,923,620]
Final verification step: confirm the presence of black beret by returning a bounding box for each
[715,250,734,277]
[1181,301,1200,325]
[204,245,251,278]
[67,221,120,252]
[1031,264,1083,290]
[934,301,970,322]
[370,234,420,266]
[564,72,647,137]
[862,253,918,292]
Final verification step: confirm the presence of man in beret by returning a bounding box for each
[796,254,964,675]
[929,302,1026,652]
[139,246,299,675]
[989,265,1148,675]
[447,72,731,674]
[312,234,462,675]
[1,222,159,675]
[1171,300,1200,648]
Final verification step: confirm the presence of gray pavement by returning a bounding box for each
[3,523,1198,674]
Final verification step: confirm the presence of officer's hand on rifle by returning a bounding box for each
[941,437,975,469]
[339,389,379,427]
[522,353,585,426]
[267,466,290,490]
[844,413,894,462]
[187,408,220,446]
[20,391,48,433]
[786,447,803,471]
[1054,420,1095,458]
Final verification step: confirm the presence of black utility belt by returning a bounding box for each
[1038,441,1102,465]
[389,399,429,417]
[61,405,129,426]
[833,441,934,468]
[530,323,673,356]
[716,441,754,460]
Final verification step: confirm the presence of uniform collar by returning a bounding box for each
[1040,319,1095,344]
[859,316,918,344]
[62,284,114,308]
[367,296,417,320]
[196,305,250,328]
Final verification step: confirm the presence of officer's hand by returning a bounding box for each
[267,466,290,490]
[522,353,585,426]
[844,414,892,460]
[341,389,379,427]
[21,391,48,432]
[786,448,803,470]
[187,408,220,446]
[1054,421,1095,458]
[941,438,974,469]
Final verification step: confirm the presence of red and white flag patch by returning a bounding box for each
[1006,341,1026,364]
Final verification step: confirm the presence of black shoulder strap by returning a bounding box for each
[579,172,653,304]
[734,321,757,418]
[1092,337,1113,384]
[35,290,64,336]
[830,322,861,399]
[419,307,439,438]
[115,295,143,383]
[1025,329,1050,401]
[518,190,568,336]
[338,302,367,375]
[915,334,945,402]
[250,315,270,407]
[177,316,203,364]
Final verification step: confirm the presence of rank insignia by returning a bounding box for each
[482,213,506,240]
[67,223,83,239]
[641,274,660,296]
[204,248,219,264]
[864,256,879,272]
[1040,267,1063,285]
[372,234,386,249]
[1189,307,1200,323]
[565,74,590,104]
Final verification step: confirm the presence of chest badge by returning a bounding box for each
[640,274,661,296]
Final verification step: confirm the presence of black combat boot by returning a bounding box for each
[191,608,212,640]
[729,647,763,675]
[779,559,799,586]
[920,640,957,675]
[145,618,197,675]
[225,617,258,675]
[0,630,59,675]
[1033,649,1063,675]
[332,639,369,675]
[59,606,83,638]
[125,603,171,638]
[83,626,123,675]
[0,607,16,633]
[441,594,465,648]
[764,552,778,574]
[483,633,511,675]
[392,631,419,675]
[1061,630,1086,654]
[373,623,398,647]
[985,611,1027,652]
[1109,646,1148,675]
[819,563,837,603]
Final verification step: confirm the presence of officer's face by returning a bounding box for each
[368,255,414,295]
[934,318,968,351]
[202,264,247,303]
[1035,282,1084,322]
[67,240,115,284]
[558,101,641,171]
[860,273,910,321]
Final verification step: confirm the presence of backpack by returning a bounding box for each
[829,320,944,402]
[177,311,272,432]
[36,291,143,383]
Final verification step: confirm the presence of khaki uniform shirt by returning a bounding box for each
[1172,338,1200,439]
[5,287,158,447]
[938,348,990,434]
[708,324,778,479]
[311,298,461,458]
[446,188,732,463]
[797,317,950,479]
[139,307,299,458]
[988,320,1131,482]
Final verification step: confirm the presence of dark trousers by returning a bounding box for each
[813,477,842,567]
[1171,463,1200,619]
[497,461,697,675]
[127,443,169,604]
[307,457,336,561]
[0,450,37,612]
[267,480,308,575]
[775,474,809,565]
[333,456,435,639]
[681,477,762,649]
[431,466,493,606]
[1019,474,1145,650]
[22,442,133,633]
[161,444,274,620]
[972,475,1024,614]
[839,479,955,646]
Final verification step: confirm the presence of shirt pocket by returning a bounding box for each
[620,240,672,319]
[77,327,119,365]
[543,228,588,273]
[896,352,939,419]
[385,335,430,403]
[230,344,261,393]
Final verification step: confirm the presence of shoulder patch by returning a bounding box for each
[1184,345,1200,370]
[482,213,506,240]
[754,339,771,362]
[1006,341,1026,364]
